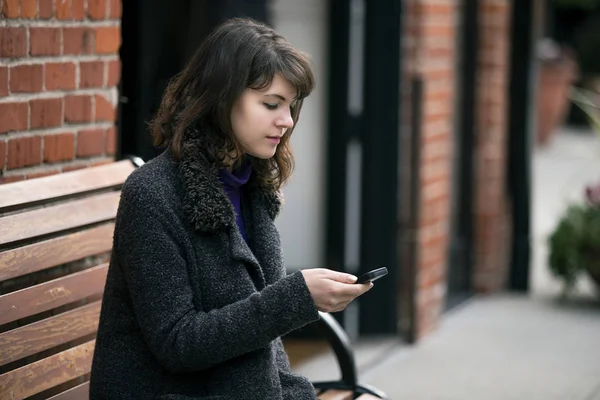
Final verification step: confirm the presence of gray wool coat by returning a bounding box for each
[89,127,320,400]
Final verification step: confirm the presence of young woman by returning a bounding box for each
[90,17,372,400]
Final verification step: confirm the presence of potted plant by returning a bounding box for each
[536,39,578,146]
[548,87,600,297]
[548,185,600,296]
[544,0,600,129]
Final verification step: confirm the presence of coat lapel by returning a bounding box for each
[245,190,286,286]
[177,123,284,290]
[228,223,266,290]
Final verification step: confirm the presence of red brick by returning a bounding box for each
[105,126,116,155]
[72,0,84,19]
[63,27,94,55]
[55,0,70,19]
[87,0,106,20]
[95,26,120,54]
[421,3,453,16]
[95,94,116,122]
[30,98,63,129]
[106,59,121,86]
[0,140,6,169]
[45,62,76,91]
[27,169,61,179]
[30,28,61,56]
[0,67,8,96]
[0,175,26,184]
[77,129,105,157]
[7,136,42,169]
[44,132,75,162]
[1,0,19,18]
[64,95,92,123]
[10,64,44,93]
[91,158,113,166]
[0,102,28,134]
[21,0,37,18]
[80,61,104,88]
[62,164,87,172]
[39,0,54,18]
[0,27,27,58]
[109,0,121,18]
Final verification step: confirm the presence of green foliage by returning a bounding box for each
[548,203,600,293]
[570,87,600,138]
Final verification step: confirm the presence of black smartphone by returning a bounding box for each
[356,267,388,284]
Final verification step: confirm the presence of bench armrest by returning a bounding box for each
[311,312,388,399]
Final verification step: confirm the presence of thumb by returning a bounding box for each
[325,270,357,284]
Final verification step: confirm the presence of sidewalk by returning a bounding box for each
[292,294,600,399]
[360,294,600,400]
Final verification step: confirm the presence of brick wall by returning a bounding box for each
[472,0,512,292]
[401,0,458,338]
[401,0,512,339]
[0,0,121,184]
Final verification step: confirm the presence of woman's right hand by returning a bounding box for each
[300,268,373,313]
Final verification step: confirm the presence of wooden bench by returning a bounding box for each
[0,159,387,400]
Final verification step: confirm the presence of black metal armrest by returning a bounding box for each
[311,312,388,399]
[124,154,145,168]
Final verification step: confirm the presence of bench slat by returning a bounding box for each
[0,192,120,247]
[47,382,90,400]
[0,340,95,400]
[0,263,108,326]
[0,223,114,281]
[0,301,101,367]
[317,390,353,400]
[0,160,134,212]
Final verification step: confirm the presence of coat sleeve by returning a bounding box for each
[113,177,320,373]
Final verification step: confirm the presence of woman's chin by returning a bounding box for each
[246,148,277,160]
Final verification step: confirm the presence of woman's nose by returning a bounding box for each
[277,112,294,129]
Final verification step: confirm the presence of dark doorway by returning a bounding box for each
[117,0,269,161]
[325,0,403,337]
[446,0,478,310]
[508,0,536,291]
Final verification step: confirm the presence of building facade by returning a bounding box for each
[0,0,536,341]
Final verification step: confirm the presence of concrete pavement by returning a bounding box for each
[361,294,600,400]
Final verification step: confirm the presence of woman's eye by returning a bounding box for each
[264,103,278,110]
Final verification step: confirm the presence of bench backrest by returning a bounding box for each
[0,160,136,400]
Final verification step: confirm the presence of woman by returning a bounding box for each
[90,17,372,400]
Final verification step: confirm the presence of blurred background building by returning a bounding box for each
[1,0,598,346]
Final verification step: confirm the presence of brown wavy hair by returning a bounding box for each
[150,18,315,191]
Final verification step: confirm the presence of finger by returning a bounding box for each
[347,282,373,296]
[324,269,357,284]
[345,283,373,302]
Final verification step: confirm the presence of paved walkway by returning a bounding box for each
[361,294,600,400]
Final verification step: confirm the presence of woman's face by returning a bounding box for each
[230,74,297,159]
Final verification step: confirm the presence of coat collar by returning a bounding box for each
[177,123,283,234]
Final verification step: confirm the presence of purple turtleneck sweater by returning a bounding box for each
[218,162,253,242]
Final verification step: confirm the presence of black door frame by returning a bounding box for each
[359,0,403,335]
[508,0,536,291]
[325,0,403,337]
